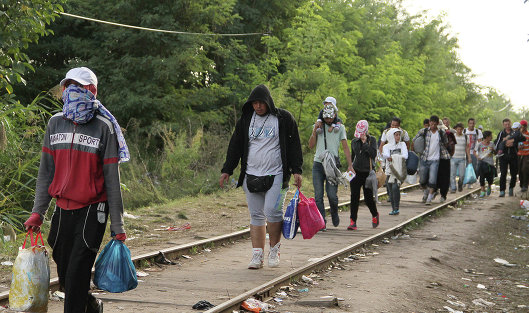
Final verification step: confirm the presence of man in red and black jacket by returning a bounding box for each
[24,67,128,313]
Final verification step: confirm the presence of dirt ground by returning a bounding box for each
[0,183,349,292]
[274,194,529,313]
[2,185,528,313]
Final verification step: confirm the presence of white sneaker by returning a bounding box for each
[268,243,281,268]
[248,248,264,269]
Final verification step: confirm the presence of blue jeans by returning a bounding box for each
[312,162,338,223]
[386,177,400,210]
[419,159,440,189]
[450,158,466,191]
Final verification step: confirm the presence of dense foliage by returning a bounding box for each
[0,0,64,232]
[2,0,524,228]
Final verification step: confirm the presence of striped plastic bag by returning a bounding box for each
[9,230,50,312]
[282,189,300,240]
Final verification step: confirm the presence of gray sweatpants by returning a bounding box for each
[243,173,288,226]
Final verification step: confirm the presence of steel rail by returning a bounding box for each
[204,187,481,313]
[0,183,420,306]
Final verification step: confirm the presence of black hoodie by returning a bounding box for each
[221,85,303,188]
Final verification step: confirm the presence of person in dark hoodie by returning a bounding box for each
[349,120,379,230]
[220,85,302,269]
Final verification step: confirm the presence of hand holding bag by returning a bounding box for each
[282,190,300,240]
[94,239,138,293]
[9,230,50,312]
[365,158,378,191]
[463,163,477,185]
[297,190,325,239]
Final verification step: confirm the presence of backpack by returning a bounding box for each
[413,128,450,156]
[463,128,481,149]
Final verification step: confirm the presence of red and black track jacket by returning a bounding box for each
[32,112,125,234]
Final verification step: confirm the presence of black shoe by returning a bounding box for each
[331,209,340,227]
[87,294,103,313]
[372,213,379,228]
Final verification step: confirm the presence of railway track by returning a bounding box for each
[206,187,481,313]
[1,183,483,312]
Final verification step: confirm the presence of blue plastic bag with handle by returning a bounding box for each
[282,189,300,240]
[94,239,138,293]
[463,163,477,185]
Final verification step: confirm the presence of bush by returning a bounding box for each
[120,124,232,210]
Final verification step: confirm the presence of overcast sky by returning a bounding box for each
[402,0,529,111]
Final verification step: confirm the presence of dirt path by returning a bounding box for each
[276,195,529,312]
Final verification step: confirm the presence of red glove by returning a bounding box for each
[24,213,43,231]
[115,233,127,242]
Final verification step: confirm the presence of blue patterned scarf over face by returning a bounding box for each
[62,85,130,163]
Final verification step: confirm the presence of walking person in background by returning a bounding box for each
[220,84,302,269]
[450,123,471,193]
[494,118,518,197]
[349,120,379,230]
[475,131,496,197]
[423,118,430,129]
[464,118,483,187]
[435,123,455,202]
[308,101,353,229]
[413,115,450,205]
[513,120,529,193]
[378,117,411,153]
[24,67,129,313]
[442,117,455,133]
[314,96,342,134]
[382,128,408,215]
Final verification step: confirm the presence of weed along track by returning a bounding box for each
[1,184,485,312]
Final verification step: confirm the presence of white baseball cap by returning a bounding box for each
[513,122,521,129]
[60,67,98,87]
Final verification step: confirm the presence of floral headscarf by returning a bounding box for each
[354,120,369,138]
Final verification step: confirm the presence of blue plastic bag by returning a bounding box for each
[463,163,477,185]
[282,190,300,240]
[94,239,138,293]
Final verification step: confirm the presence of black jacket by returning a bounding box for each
[221,85,303,188]
[494,129,518,157]
[351,135,377,173]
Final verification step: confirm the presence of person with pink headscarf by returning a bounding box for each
[349,120,379,230]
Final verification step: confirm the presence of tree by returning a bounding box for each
[0,0,64,96]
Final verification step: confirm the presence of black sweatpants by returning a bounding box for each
[350,171,378,222]
[435,159,451,198]
[499,154,518,191]
[47,203,108,313]
[478,162,495,187]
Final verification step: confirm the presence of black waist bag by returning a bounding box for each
[246,174,275,193]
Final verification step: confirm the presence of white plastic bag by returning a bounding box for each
[405,173,417,185]
[9,230,50,312]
